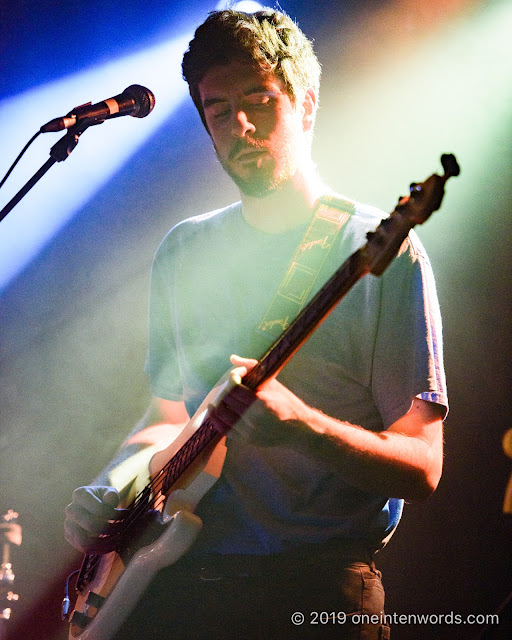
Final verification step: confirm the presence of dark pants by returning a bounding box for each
[113,548,390,639]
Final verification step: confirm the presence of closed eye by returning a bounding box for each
[212,108,231,119]
[245,92,274,106]
[203,102,231,120]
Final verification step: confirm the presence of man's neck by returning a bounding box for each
[240,170,329,234]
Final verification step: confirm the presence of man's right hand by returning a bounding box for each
[64,486,121,553]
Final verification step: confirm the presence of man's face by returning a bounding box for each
[198,60,309,198]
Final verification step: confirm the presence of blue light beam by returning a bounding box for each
[0,33,192,294]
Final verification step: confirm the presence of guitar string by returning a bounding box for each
[102,418,219,544]
[81,264,379,565]
[102,252,372,545]
[95,252,371,554]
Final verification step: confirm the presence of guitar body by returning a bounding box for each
[69,551,124,639]
[69,510,202,640]
[68,374,232,639]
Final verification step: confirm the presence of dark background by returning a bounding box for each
[0,1,511,638]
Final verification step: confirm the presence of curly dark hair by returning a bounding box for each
[182,8,321,129]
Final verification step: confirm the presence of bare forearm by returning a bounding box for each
[93,399,189,491]
[234,361,444,502]
[91,403,161,487]
[300,403,443,501]
[222,356,445,502]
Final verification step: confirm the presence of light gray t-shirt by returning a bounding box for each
[146,197,447,554]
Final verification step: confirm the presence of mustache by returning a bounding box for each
[228,139,265,162]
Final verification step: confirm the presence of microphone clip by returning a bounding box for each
[49,118,101,163]
[42,102,107,135]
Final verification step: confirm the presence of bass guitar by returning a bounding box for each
[67,154,459,639]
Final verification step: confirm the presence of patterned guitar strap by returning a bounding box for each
[255,193,355,343]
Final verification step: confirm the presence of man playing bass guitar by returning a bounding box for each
[64,9,448,639]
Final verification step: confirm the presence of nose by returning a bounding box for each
[231,110,256,138]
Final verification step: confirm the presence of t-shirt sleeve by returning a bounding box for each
[371,232,448,429]
[144,238,184,401]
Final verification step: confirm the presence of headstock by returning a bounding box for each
[367,154,460,275]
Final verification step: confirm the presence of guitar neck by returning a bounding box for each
[92,155,459,552]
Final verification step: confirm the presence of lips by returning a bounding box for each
[228,140,266,161]
[235,149,267,164]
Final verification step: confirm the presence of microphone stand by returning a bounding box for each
[0,119,100,224]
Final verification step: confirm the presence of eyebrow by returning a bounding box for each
[203,97,227,109]
[202,85,277,109]
[245,85,273,96]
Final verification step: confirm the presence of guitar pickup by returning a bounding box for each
[86,591,106,610]
[70,592,106,629]
[70,610,89,629]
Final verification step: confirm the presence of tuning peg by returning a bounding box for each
[366,229,386,245]
[441,153,460,177]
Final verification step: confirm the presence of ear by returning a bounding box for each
[301,88,317,133]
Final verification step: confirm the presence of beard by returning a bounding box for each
[222,160,286,198]
[214,137,296,199]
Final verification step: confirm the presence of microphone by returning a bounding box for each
[40,84,155,133]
